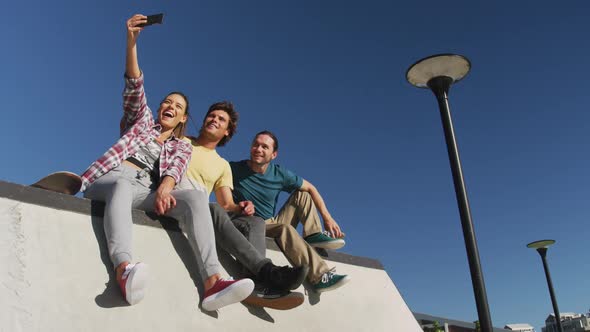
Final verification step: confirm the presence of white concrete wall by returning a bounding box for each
[1,196,422,332]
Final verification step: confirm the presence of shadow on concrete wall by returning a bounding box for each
[86,200,283,322]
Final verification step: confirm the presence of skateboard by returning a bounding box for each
[31,171,82,195]
[242,290,305,310]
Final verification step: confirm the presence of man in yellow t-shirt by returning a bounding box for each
[183,143,267,258]
[180,101,307,309]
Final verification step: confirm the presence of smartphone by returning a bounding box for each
[137,13,164,27]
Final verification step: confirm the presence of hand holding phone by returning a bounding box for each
[137,13,164,27]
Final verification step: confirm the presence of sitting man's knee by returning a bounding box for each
[247,216,266,231]
[209,202,224,215]
[292,190,311,202]
[274,222,298,234]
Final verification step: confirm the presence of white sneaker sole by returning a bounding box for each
[125,263,149,305]
[315,275,351,293]
[202,279,255,311]
[308,239,346,250]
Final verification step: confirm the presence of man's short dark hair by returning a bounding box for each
[255,130,279,151]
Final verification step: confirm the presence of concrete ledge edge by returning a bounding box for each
[0,179,384,270]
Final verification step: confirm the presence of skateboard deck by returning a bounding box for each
[242,290,304,310]
[31,171,82,195]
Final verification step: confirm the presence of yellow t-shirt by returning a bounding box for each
[183,138,233,196]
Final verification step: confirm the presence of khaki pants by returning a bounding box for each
[265,191,329,284]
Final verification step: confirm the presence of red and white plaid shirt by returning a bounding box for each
[80,74,191,192]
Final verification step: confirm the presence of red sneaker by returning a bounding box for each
[202,278,254,311]
[118,263,148,305]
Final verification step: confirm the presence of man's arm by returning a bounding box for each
[215,186,255,216]
[299,179,344,238]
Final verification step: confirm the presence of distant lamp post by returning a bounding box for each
[406,54,493,332]
[527,239,563,332]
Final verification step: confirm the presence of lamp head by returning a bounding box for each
[406,54,471,88]
[527,239,556,250]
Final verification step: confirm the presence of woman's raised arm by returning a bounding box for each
[125,14,146,79]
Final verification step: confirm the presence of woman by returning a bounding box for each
[81,14,253,311]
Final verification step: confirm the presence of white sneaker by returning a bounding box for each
[202,278,254,311]
[118,263,149,305]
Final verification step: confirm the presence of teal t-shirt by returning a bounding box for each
[230,160,303,220]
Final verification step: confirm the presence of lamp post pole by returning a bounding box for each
[406,54,493,332]
[528,240,563,332]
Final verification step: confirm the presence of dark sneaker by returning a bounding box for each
[258,263,309,291]
[312,268,350,293]
[243,287,305,310]
[202,278,254,311]
[305,231,345,250]
[118,262,149,305]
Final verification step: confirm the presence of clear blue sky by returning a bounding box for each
[2,1,589,330]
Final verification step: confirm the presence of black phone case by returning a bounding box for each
[137,14,163,27]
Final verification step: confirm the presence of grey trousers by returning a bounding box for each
[229,213,267,259]
[208,203,269,275]
[84,164,223,279]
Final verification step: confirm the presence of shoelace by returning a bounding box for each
[321,230,334,238]
[321,267,338,283]
[121,264,135,280]
[304,267,339,296]
[218,277,235,283]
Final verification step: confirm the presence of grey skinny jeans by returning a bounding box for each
[208,203,269,275]
[84,164,223,279]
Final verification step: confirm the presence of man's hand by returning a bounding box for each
[324,217,345,238]
[154,176,176,215]
[299,180,344,238]
[239,201,255,216]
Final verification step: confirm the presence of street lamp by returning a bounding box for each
[527,239,563,332]
[406,54,493,332]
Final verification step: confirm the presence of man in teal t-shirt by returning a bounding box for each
[231,131,350,293]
